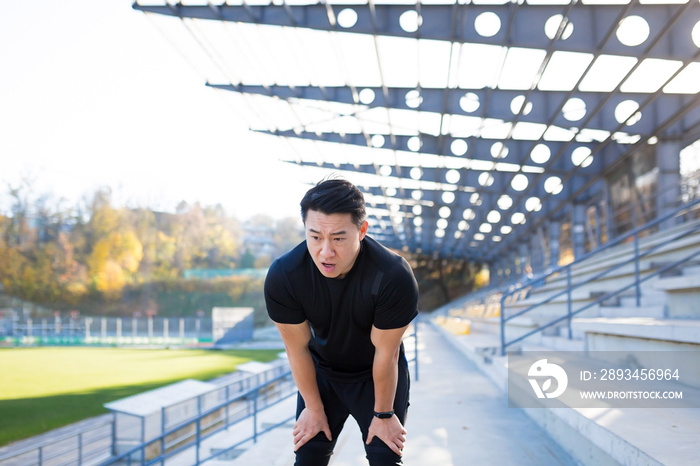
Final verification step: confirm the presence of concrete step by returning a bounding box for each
[572,317,700,346]
[538,335,586,351]
[599,305,666,318]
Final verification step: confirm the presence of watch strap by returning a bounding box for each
[373,410,394,419]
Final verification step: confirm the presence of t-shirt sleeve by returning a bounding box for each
[264,259,306,325]
[373,257,419,330]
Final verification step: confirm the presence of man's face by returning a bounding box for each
[305,209,368,279]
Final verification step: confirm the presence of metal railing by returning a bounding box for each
[499,199,700,355]
[102,370,297,466]
[0,417,114,466]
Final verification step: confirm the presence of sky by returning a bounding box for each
[0,0,313,220]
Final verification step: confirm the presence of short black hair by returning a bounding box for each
[300,178,367,228]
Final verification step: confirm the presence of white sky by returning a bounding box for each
[0,0,313,220]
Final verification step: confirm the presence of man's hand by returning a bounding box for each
[365,415,407,456]
[292,407,332,451]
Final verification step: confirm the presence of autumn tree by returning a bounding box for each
[82,189,144,298]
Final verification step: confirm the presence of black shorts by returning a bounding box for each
[294,355,410,466]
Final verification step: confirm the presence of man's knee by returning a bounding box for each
[365,439,403,466]
[294,434,335,466]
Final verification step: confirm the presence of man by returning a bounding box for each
[264,178,419,466]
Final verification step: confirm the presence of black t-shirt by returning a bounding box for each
[264,235,419,381]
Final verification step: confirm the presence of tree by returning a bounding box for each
[88,231,143,298]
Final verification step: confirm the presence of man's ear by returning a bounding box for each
[359,221,369,240]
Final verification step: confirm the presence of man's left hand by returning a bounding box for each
[365,415,407,456]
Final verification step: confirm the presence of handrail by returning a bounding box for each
[500,198,700,355]
[101,370,297,465]
[0,417,114,466]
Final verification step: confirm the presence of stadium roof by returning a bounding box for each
[134,0,700,263]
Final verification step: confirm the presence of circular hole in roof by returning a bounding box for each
[487,210,502,223]
[525,197,542,212]
[470,193,481,205]
[493,236,502,242]
[480,223,492,233]
[337,8,358,28]
[501,225,513,234]
[407,136,422,152]
[473,233,485,241]
[544,14,574,41]
[530,144,551,164]
[359,88,375,105]
[411,189,422,200]
[510,95,533,115]
[478,172,494,187]
[399,10,422,33]
[437,218,449,229]
[693,21,700,48]
[406,136,422,152]
[544,176,563,195]
[475,12,501,38]
[571,147,593,168]
[451,139,468,156]
[459,92,480,113]
[562,97,586,122]
[386,187,397,196]
[454,231,462,239]
[497,195,513,210]
[413,217,423,226]
[445,169,461,184]
[410,167,423,180]
[491,142,509,159]
[371,134,385,148]
[380,165,392,176]
[439,206,452,218]
[617,15,650,47]
[442,191,456,204]
[405,90,422,109]
[412,205,422,215]
[458,220,469,230]
[511,212,526,225]
[648,136,659,145]
[463,208,475,220]
[389,203,401,212]
[511,174,529,191]
[614,100,642,126]
[435,229,445,238]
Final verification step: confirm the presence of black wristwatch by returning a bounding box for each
[373,410,394,419]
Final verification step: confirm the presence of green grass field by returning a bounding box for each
[0,347,281,447]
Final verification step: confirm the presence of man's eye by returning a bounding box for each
[334,238,345,242]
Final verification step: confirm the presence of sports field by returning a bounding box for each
[0,347,281,447]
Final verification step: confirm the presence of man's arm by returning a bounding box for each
[366,324,409,456]
[275,321,332,451]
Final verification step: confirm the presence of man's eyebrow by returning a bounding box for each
[308,228,347,236]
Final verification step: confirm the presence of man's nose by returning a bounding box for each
[320,240,334,257]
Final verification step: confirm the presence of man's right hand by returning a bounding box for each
[292,407,332,451]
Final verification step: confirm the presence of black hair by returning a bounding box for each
[300,178,367,228]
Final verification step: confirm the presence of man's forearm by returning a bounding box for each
[288,346,324,411]
[372,346,400,412]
